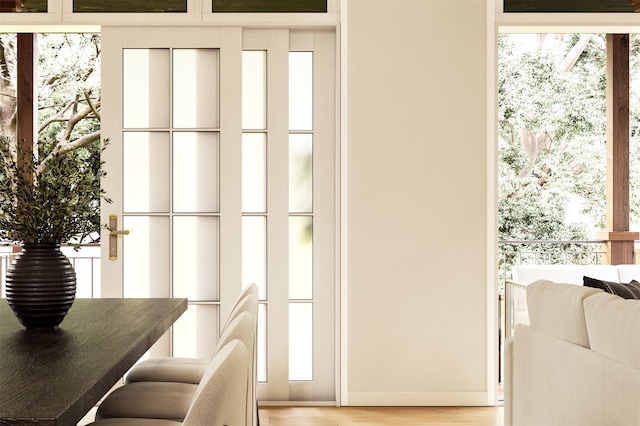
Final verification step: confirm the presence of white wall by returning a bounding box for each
[344,0,491,405]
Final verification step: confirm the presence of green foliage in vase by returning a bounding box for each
[0,137,110,247]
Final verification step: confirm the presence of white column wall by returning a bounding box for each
[344,0,491,405]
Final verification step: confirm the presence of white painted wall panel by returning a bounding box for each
[345,0,490,405]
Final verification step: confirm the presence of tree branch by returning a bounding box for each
[84,90,100,121]
[38,96,100,135]
[35,130,100,176]
[62,98,100,143]
[38,99,75,134]
[559,35,592,73]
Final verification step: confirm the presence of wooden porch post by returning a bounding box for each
[14,33,36,254]
[598,34,639,264]
[16,33,35,152]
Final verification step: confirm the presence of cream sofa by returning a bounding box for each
[504,280,640,426]
[506,264,640,333]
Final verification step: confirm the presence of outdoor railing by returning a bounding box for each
[499,239,608,338]
[0,245,101,299]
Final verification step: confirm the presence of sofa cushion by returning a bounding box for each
[583,276,640,299]
[526,280,602,347]
[584,292,640,369]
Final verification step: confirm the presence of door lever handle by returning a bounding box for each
[108,215,130,261]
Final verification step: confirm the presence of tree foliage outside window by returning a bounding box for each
[499,33,640,283]
[0,33,102,244]
[499,34,603,284]
[499,34,607,240]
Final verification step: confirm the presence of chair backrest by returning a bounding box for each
[215,311,256,426]
[220,284,258,426]
[217,311,255,356]
[222,283,259,332]
[183,339,249,426]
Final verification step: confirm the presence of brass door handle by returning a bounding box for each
[108,215,130,261]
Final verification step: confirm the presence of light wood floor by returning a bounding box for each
[258,406,505,426]
[80,405,504,425]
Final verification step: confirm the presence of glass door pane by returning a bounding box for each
[289,52,313,131]
[122,216,170,298]
[173,132,220,213]
[289,134,313,213]
[242,133,266,213]
[242,51,266,130]
[123,49,170,129]
[123,132,171,213]
[173,216,219,300]
[173,49,219,129]
[289,303,313,380]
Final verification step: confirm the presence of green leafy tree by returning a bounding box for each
[0,34,16,137]
[498,33,614,285]
[499,34,608,246]
[0,33,103,244]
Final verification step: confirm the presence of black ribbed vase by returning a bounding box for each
[5,243,76,330]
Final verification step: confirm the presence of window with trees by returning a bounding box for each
[499,33,640,274]
[0,33,102,243]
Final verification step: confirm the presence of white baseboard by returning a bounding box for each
[345,391,491,406]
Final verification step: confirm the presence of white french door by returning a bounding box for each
[100,26,336,402]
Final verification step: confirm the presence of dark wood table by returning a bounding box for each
[0,298,188,426]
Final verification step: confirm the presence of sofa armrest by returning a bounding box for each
[511,325,606,425]
[509,324,640,426]
[503,337,514,426]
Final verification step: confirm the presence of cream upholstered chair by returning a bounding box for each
[88,339,249,426]
[125,283,258,385]
[182,340,248,425]
[95,311,255,424]
[222,284,258,331]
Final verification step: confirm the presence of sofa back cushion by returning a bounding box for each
[584,292,640,368]
[512,264,618,285]
[526,280,602,347]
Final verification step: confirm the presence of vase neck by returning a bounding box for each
[22,243,62,250]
